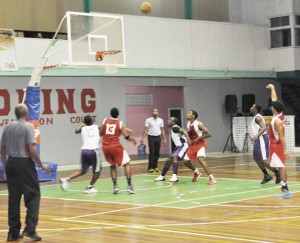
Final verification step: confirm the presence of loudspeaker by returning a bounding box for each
[225,95,237,113]
[242,94,255,113]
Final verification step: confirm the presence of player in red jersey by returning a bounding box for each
[266,84,292,198]
[183,110,216,185]
[100,107,137,194]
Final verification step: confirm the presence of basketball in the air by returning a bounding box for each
[140,2,152,14]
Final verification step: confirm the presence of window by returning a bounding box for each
[270,16,291,48]
[295,28,300,46]
[295,15,300,25]
[270,16,289,27]
[271,29,291,48]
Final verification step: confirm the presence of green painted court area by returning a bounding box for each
[1,175,299,208]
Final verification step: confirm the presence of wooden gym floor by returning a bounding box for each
[0,152,300,243]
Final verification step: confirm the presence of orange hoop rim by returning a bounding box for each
[95,50,121,61]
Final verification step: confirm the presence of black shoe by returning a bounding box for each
[261,174,273,184]
[7,232,23,242]
[275,172,281,184]
[22,231,42,241]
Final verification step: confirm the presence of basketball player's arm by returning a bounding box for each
[196,122,212,142]
[275,119,292,160]
[141,126,149,144]
[179,128,191,144]
[252,117,267,141]
[122,126,137,145]
[1,146,7,180]
[75,123,85,134]
[99,126,104,137]
[266,84,278,102]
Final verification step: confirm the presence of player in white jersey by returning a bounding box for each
[250,104,280,184]
[154,117,191,182]
[60,115,102,194]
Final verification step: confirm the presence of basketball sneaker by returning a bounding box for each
[154,168,160,173]
[126,185,135,194]
[169,174,178,182]
[21,231,42,241]
[192,171,201,182]
[84,186,98,194]
[154,175,165,181]
[206,177,217,185]
[148,169,154,173]
[113,185,119,194]
[60,178,70,191]
[275,172,281,184]
[260,174,273,184]
[275,189,292,199]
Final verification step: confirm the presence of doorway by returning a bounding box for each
[168,108,184,152]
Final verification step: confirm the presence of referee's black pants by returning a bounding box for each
[6,158,41,237]
[148,135,161,170]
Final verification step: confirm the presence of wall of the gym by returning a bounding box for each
[0,0,228,33]
[228,0,294,26]
[10,14,297,73]
[0,76,280,166]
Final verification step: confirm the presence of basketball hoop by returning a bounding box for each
[95,50,121,61]
[95,50,121,74]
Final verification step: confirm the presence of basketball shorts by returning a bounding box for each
[81,149,102,173]
[102,143,130,166]
[270,143,285,167]
[169,143,188,160]
[184,143,206,161]
[253,134,269,161]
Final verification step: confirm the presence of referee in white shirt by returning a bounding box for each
[141,108,166,173]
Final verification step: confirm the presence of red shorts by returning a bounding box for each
[269,142,285,166]
[187,141,206,161]
[102,144,125,166]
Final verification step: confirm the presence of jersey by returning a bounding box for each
[171,125,187,146]
[81,124,100,150]
[101,118,130,166]
[170,125,188,160]
[269,112,285,167]
[187,120,206,147]
[101,118,122,145]
[185,120,207,161]
[251,113,267,136]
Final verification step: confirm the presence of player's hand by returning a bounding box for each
[251,135,257,142]
[42,164,51,175]
[284,150,292,160]
[266,84,275,90]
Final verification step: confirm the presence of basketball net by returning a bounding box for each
[95,50,120,75]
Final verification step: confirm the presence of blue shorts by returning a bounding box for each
[81,149,102,173]
[253,134,269,161]
[169,143,188,160]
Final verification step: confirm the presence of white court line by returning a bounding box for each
[147,215,300,227]
[52,218,275,243]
